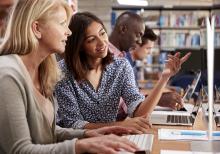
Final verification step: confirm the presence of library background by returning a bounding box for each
[78,0,220,90]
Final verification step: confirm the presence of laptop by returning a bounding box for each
[150,71,201,126]
[209,86,220,126]
[201,86,220,126]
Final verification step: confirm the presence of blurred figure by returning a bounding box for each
[0,0,17,38]
[55,0,77,61]
[67,0,77,14]
[130,26,157,62]
[126,26,157,80]
[128,26,184,110]
[109,11,145,56]
[110,12,189,111]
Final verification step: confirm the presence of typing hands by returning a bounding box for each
[75,134,139,154]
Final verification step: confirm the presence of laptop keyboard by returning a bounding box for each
[121,134,154,153]
[167,115,194,124]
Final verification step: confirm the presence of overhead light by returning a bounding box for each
[117,0,148,6]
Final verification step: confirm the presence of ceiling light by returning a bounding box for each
[117,0,148,6]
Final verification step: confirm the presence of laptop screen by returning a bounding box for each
[182,71,201,102]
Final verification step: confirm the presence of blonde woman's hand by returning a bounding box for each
[84,126,133,137]
[118,117,152,134]
[75,134,139,154]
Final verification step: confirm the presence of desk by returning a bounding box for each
[151,125,192,154]
[149,110,220,154]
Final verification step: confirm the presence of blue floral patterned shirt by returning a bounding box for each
[55,58,145,129]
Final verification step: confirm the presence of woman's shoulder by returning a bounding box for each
[104,57,131,77]
[111,57,130,68]
[0,55,28,88]
[0,54,17,66]
[58,59,67,73]
[58,60,74,79]
[0,54,23,76]
[56,60,76,86]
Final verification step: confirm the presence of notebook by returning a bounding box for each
[150,71,201,126]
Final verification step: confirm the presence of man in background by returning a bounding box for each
[109,11,183,115]
[125,25,157,77]
[128,26,184,109]
[109,11,145,57]
[129,26,157,63]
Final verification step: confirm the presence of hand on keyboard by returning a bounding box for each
[76,134,139,154]
[120,134,154,154]
[118,117,152,134]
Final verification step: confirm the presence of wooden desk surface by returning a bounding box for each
[149,110,219,154]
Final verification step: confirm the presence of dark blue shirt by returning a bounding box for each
[125,52,139,85]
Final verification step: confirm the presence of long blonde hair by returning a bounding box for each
[0,0,72,98]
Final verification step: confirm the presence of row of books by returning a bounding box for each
[144,13,220,28]
[200,31,220,48]
[113,11,220,29]
[159,31,220,49]
[215,32,220,47]
[143,11,210,28]
[159,13,200,27]
[215,15,220,27]
[159,31,200,48]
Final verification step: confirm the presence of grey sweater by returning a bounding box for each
[0,54,85,154]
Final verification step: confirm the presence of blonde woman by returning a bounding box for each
[0,0,138,153]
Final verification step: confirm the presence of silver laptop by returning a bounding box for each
[150,71,201,126]
[210,86,220,126]
[201,86,220,126]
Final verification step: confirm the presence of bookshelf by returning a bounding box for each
[112,5,214,50]
[213,7,220,48]
[111,5,220,73]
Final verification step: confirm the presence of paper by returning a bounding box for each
[158,129,220,141]
[161,150,220,154]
